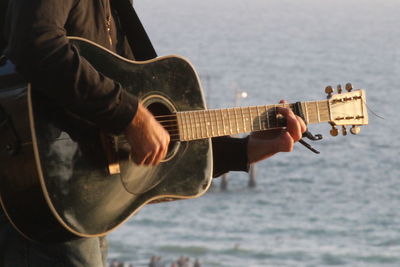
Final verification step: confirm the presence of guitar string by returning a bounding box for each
[362,98,384,120]
[123,105,331,142]
[153,101,329,123]
[157,116,283,142]
[152,103,296,119]
[124,100,328,141]
[155,110,329,130]
[154,109,328,129]
[117,105,330,143]
[153,104,290,125]
[121,102,326,142]
[156,114,281,129]
[104,99,362,144]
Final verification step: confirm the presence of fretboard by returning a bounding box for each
[159,100,330,142]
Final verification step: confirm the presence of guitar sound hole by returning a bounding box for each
[146,101,179,161]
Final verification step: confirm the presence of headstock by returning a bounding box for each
[326,83,368,136]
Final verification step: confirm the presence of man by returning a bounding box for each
[0,0,306,266]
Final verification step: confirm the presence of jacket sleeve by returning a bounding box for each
[212,136,249,178]
[4,0,137,134]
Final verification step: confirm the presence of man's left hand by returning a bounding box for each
[247,100,307,164]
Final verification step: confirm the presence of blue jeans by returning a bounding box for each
[0,208,108,267]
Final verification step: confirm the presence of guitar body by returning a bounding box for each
[0,37,212,242]
[0,37,369,243]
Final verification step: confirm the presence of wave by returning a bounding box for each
[158,245,209,255]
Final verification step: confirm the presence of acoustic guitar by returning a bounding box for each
[0,37,368,243]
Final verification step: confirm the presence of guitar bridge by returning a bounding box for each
[99,133,121,175]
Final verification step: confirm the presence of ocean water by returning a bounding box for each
[108,0,400,266]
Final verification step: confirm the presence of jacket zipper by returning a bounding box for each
[102,0,113,47]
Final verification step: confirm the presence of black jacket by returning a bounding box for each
[3,0,249,177]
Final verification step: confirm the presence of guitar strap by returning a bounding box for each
[112,0,157,61]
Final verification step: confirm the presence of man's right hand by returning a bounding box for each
[124,103,170,165]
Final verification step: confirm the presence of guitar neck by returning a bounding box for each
[171,100,330,141]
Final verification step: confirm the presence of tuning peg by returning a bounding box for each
[330,125,339,136]
[337,84,342,94]
[345,83,353,92]
[341,126,347,136]
[350,125,361,135]
[325,85,333,99]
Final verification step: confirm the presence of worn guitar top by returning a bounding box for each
[3,0,249,177]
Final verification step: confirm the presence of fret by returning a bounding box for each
[184,112,191,141]
[176,113,185,141]
[304,101,330,124]
[191,111,196,139]
[322,102,330,121]
[306,103,313,122]
[265,105,270,129]
[198,111,203,138]
[213,110,220,136]
[309,102,318,123]
[196,111,201,138]
[180,112,185,140]
[256,106,262,131]
[196,111,203,139]
[177,113,186,141]
[247,106,253,132]
[220,109,226,135]
[273,105,278,128]
[203,110,209,138]
[319,101,329,122]
[227,109,233,134]
[327,99,332,122]
[202,111,207,138]
[182,111,191,140]
[184,112,191,140]
[315,101,320,123]
[304,102,309,124]
[240,107,246,132]
[208,110,214,136]
[185,111,190,139]
[194,111,200,139]
[188,111,195,140]
[234,108,239,133]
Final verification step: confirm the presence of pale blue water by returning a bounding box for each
[108,0,400,266]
